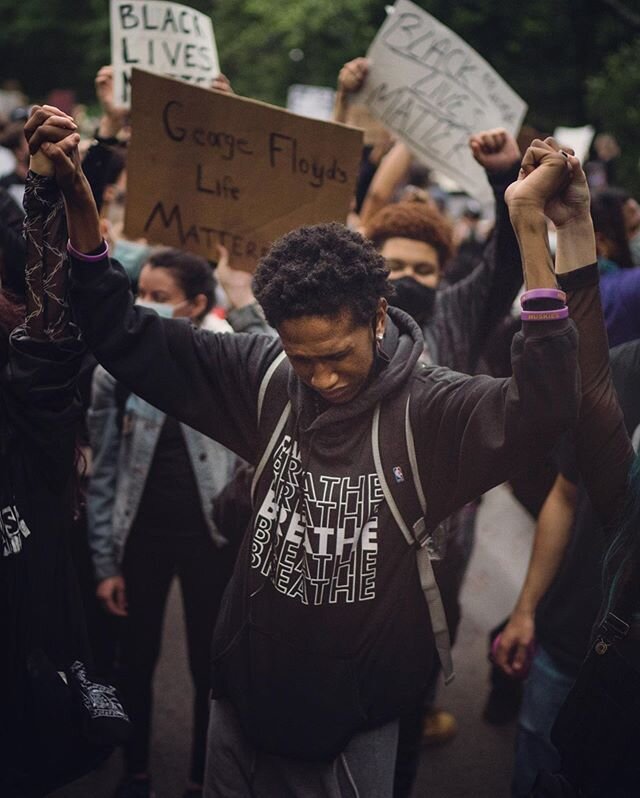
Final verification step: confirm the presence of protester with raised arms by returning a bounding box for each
[0,107,129,798]
[34,104,586,798]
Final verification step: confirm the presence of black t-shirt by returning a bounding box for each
[132,416,209,537]
[537,339,640,674]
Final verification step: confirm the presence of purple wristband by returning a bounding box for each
[520,288,567,307]
[67,238,109,262]
[521,306,569,322]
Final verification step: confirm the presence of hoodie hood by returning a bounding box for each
[288,306,424,433]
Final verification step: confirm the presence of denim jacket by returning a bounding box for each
[87,364,240,581]
[86,303,275,581]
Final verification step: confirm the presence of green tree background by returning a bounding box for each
[1,0,639,190]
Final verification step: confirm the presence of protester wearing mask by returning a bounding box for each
[87,247,263,798]
[362,131,523,794]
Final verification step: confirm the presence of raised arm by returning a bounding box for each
[333,57,369,125]
[0,108,85,480]
[359,141,412,226]
[416,141,582,527]
[31,106,281,463]
[434,129,522,372]
[541,140,634,525]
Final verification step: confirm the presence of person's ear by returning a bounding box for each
[375,297,388,339]
[190,293,208,320]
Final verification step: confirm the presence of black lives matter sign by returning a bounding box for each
[110,0,219,106]
[354,0,526,205]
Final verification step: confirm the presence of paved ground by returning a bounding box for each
[50,484,534,798]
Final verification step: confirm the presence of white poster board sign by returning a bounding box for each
[110,0,219,107]
[287,85,337,121]
[354,0,527,205]
[553,125,595,165]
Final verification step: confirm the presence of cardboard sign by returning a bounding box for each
[110,0,219,106]
[553,125,595,165]
[287,84,337,121]
[124,70,363,270]
[354,0,527,205]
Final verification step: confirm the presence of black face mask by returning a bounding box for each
[388,277,437,327]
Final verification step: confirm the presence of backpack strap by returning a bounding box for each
[257,350,288,425]
[371,388,454,685]
[251,351,291,502]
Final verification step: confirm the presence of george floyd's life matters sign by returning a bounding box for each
[110,0,220,107]
[124,70,364,270]
[354,0,527,205]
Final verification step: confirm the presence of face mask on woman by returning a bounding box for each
[135,298,189,318]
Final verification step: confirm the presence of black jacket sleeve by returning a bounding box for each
[558,264,634,526]
[433,163,522,372]
[413,317,580,530]
[69,255,282,463]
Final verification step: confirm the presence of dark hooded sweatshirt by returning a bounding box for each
[69,255,579,757]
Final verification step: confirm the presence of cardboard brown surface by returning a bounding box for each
[125,69,364,270]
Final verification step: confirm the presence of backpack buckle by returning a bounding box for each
[599,612,630,645]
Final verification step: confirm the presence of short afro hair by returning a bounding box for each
[365,201,454,267]
[253,223,393,328]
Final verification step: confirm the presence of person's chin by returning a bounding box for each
[318,386,355,404]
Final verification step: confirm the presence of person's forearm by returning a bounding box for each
[360,141,412,227]
[513,476,576,616]
[509,208,556,290]
[442,163,523,371]
[23,168,71,339]
[555,214,597,275]
[332,87,349,124]
[63,175,102,254]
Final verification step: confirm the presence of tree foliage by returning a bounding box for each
[587,37,640,195]
[0,0,638,189]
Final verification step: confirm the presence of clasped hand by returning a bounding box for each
[506,137,590,230]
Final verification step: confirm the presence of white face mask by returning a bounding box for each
[135,298,189,318]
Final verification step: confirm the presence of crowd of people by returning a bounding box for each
[1,49,640,798]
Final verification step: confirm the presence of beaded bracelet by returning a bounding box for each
[67,239,109,262]
[520,288,567,308]
[521,306,569,322]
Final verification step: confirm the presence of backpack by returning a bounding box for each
[252,351,453,685]
[211,352,453,761]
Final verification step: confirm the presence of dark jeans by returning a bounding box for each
[512,646,576,797]
[121,533,232,784]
